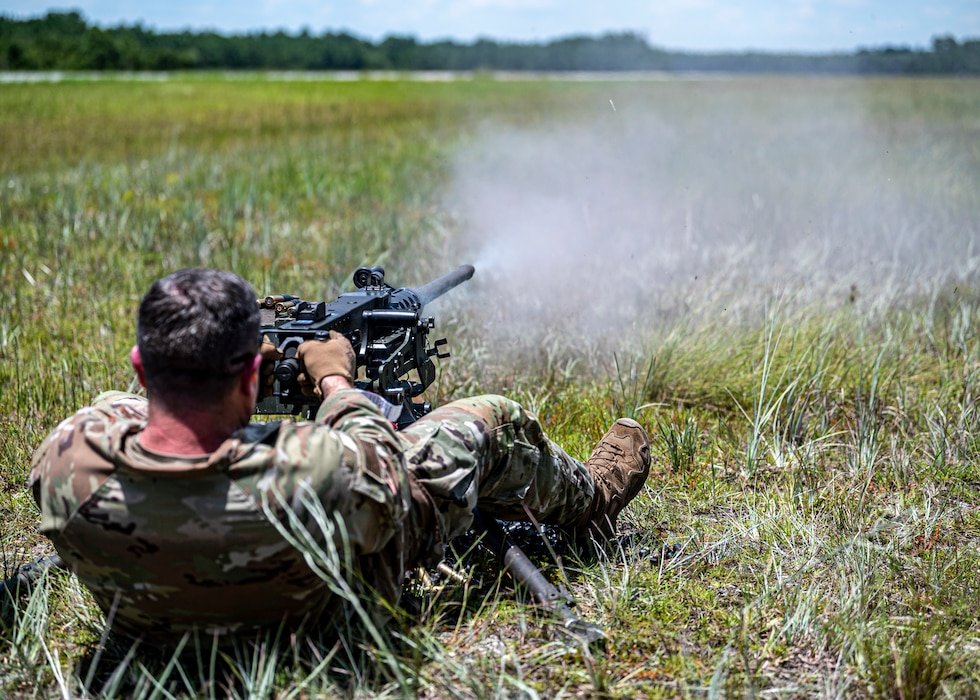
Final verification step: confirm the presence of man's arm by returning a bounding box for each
[264,337,410,557]
[297,335,403,455]
[318,375,352,397]
[313,383,403,466]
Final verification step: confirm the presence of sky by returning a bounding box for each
[7,1,979,53]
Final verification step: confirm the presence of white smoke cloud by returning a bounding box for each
[444,78,979,354]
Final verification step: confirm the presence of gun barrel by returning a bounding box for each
[472,511,606,647]
[413,264,475,307]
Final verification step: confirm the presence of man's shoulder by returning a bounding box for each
[29,392,149,526]
[228,418,354,501]
[234,421,282,447]
[91,390,148,414]
[31,392,147,478]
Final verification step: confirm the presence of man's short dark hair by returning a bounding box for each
[137,268,260,403]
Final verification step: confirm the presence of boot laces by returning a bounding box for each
[591,441,625,465]
[589,442,630,492]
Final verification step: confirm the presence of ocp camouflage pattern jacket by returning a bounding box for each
[29,389,412,644]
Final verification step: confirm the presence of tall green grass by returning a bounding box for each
[2,74,979,698]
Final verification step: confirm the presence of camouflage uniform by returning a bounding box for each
[30,388,595,644]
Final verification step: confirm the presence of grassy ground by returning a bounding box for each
[1,73,979,698]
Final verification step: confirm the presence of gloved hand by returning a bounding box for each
[296,331,356,390]
[258,335,283,399]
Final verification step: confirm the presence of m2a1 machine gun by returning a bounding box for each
[254,264,474,427]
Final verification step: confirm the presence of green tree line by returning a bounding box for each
[2,10,979,74]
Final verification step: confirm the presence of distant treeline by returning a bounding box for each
[2,10,979,74]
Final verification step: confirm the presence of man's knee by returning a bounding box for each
[442,394,529,430]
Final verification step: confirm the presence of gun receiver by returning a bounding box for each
[255,264,474,422]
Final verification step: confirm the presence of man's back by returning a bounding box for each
[30,391,401,643]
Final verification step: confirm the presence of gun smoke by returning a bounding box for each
[443,78,979,363]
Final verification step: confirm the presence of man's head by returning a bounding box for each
[134,268,260,406]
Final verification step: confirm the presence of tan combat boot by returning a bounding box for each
[576,418,651,540]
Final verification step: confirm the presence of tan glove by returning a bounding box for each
[258,335,283,399]
[294,372,317,398]
[296,331,356,390]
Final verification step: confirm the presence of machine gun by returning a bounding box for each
[255,264,474,426]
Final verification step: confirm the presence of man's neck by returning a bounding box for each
[138,402,243,455]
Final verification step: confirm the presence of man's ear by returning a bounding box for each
[130,345,147,388]
[240,353,263,396]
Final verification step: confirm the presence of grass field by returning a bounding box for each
[2,72,980,698]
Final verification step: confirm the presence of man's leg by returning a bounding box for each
[398,395,595,544]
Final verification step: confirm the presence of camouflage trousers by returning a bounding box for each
[397,394,596,552]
